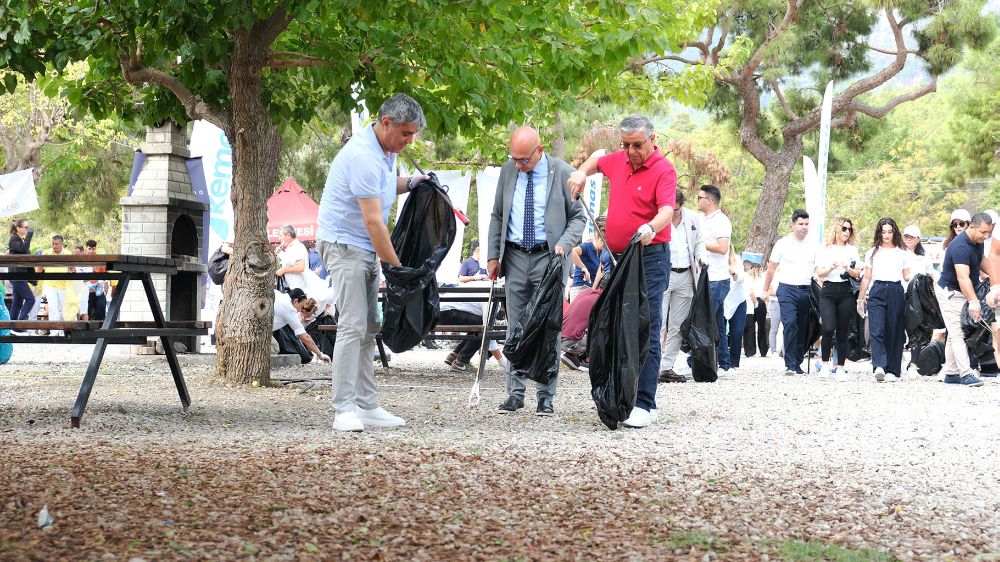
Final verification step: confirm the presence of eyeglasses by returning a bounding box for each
[620,139,649,151]
[696,195,710,201]
[952,220,969,228]
[841,226,853,233]
[508,144,540,165]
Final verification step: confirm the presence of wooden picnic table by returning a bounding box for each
[0,254,209,427]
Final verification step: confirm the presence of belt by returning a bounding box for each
[671,267,690,273]
[507,241,548,255]
[779,283,810,289]
[612,242,667,262]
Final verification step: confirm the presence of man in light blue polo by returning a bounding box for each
[317,93,426,432]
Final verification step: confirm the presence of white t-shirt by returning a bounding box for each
[770,235,817,286]
[668,217,691,269]
[278,240,309,290]
[273,290,306,336]
[864,246,910,283]
[702,210,732,281]
[816,243,861,283]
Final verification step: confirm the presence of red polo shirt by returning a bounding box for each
[597,148,677,254]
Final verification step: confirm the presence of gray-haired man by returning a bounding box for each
[317,93,427,432]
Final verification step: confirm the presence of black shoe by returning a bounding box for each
[560,352,582,371]
[536,397,554,416]
[450,360,469,372]
[658,369,687,383]
[423,340,440,350]
[444,352,457,366]
[497,396,524,414]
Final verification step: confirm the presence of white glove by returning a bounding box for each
[968,299,982,322]
[636,223,655,245]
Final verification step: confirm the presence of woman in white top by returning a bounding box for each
[901,224,937,372]
[814,217,862,377]
[857,218,911,381]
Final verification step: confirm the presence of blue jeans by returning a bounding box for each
[777,283,811,372]
[10,281,35,321]
[635,244,670,412]
[727,301,747,368]
[709,279,731,370]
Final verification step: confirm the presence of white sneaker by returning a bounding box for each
[356,406,406,428]
[718,368,729,376]
[784,369,796,376]
[333,411,364,432]
[874,367,885,382]
[623,407,652,429]
[499,357,511,373]
[819,364,833,378]
[650,409,658,423]
[835,367,850,382]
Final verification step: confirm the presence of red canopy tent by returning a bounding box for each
[266,176,319,243]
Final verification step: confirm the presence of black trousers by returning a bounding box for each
[439,308,484,363]
[743,297,769,357]
[88,293,107,322]
[819,281,856,365]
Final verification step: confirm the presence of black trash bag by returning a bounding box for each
[905,274,944,350]
[961,279,996,362]
[305,313,337,357]
[273,326,312,364]
[208,247,230,285]
[806,280,822,350]
[588,240,649,429]
[681,268,718,383]
[381,174,458,353]
[503,255,564,384]
[915,340,945,376]
[846,307,870,362]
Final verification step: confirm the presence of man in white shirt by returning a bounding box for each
[272,289,331,364]
[696,185,734,372]
[762,210,817,375]
[659,191,707,382]
[275,225,309,291]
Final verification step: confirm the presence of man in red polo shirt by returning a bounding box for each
[568,114,676,429]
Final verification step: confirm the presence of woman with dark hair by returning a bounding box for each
[943,209,970,250]
[7,218,36,324]
[814,216,861,379]
[857,218,911,382]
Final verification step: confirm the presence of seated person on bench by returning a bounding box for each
[560,275,608,371]
[272,288,331,364]
[441,279,509,373]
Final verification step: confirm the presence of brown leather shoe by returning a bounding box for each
[658,369,687,383]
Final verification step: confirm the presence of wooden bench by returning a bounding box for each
[0,254,207,427]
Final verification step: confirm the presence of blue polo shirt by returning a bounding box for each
[571,242,612,287]
[317,123,397,252]
[938,231,983,291]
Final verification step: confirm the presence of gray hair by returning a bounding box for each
[280,225,297,238]
[971,212,993,226]
[619,114,654,138]
[378,93,426,129]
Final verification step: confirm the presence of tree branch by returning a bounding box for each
[741,0,803,80]
[630,53,702,70]
[710,14,731,60]
[768,78,799,120]
[118,49,231,133]
[266,51,326,69]
[866,44,917,56]
[841,79,937,122]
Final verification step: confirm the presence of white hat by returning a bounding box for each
[902,225,922,238]
[951,209,971,222]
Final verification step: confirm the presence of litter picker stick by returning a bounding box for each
[468,274,499,408]
[575,191,617,269]
[402,153,471,226]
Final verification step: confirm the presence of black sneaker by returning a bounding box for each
[497,396,524,414]
[444,352,457,367]
[451,360,469,372]
[560,352,582,371]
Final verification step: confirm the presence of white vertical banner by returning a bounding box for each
[816,81,833,243]
[475,166,502,261]
[395,170,472,284]
[189,121,234,253]
[0,169,39,218]
[803,156,823,247]
[582,149,606,240]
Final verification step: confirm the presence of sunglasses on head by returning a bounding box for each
[952,220,969,228]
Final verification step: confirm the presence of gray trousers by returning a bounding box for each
[768,297,782,354]
[503,248,560,401]
[318,241,381,414]
[660,269,695,371]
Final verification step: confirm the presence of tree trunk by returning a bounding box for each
[213,34,282,386]
[743,138,803,264]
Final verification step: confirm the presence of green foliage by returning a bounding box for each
[777,539,898,562]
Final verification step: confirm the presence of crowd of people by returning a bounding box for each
[9,92,998,434]
[6,219,110,333]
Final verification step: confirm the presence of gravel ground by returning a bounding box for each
[1,345,999,560]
